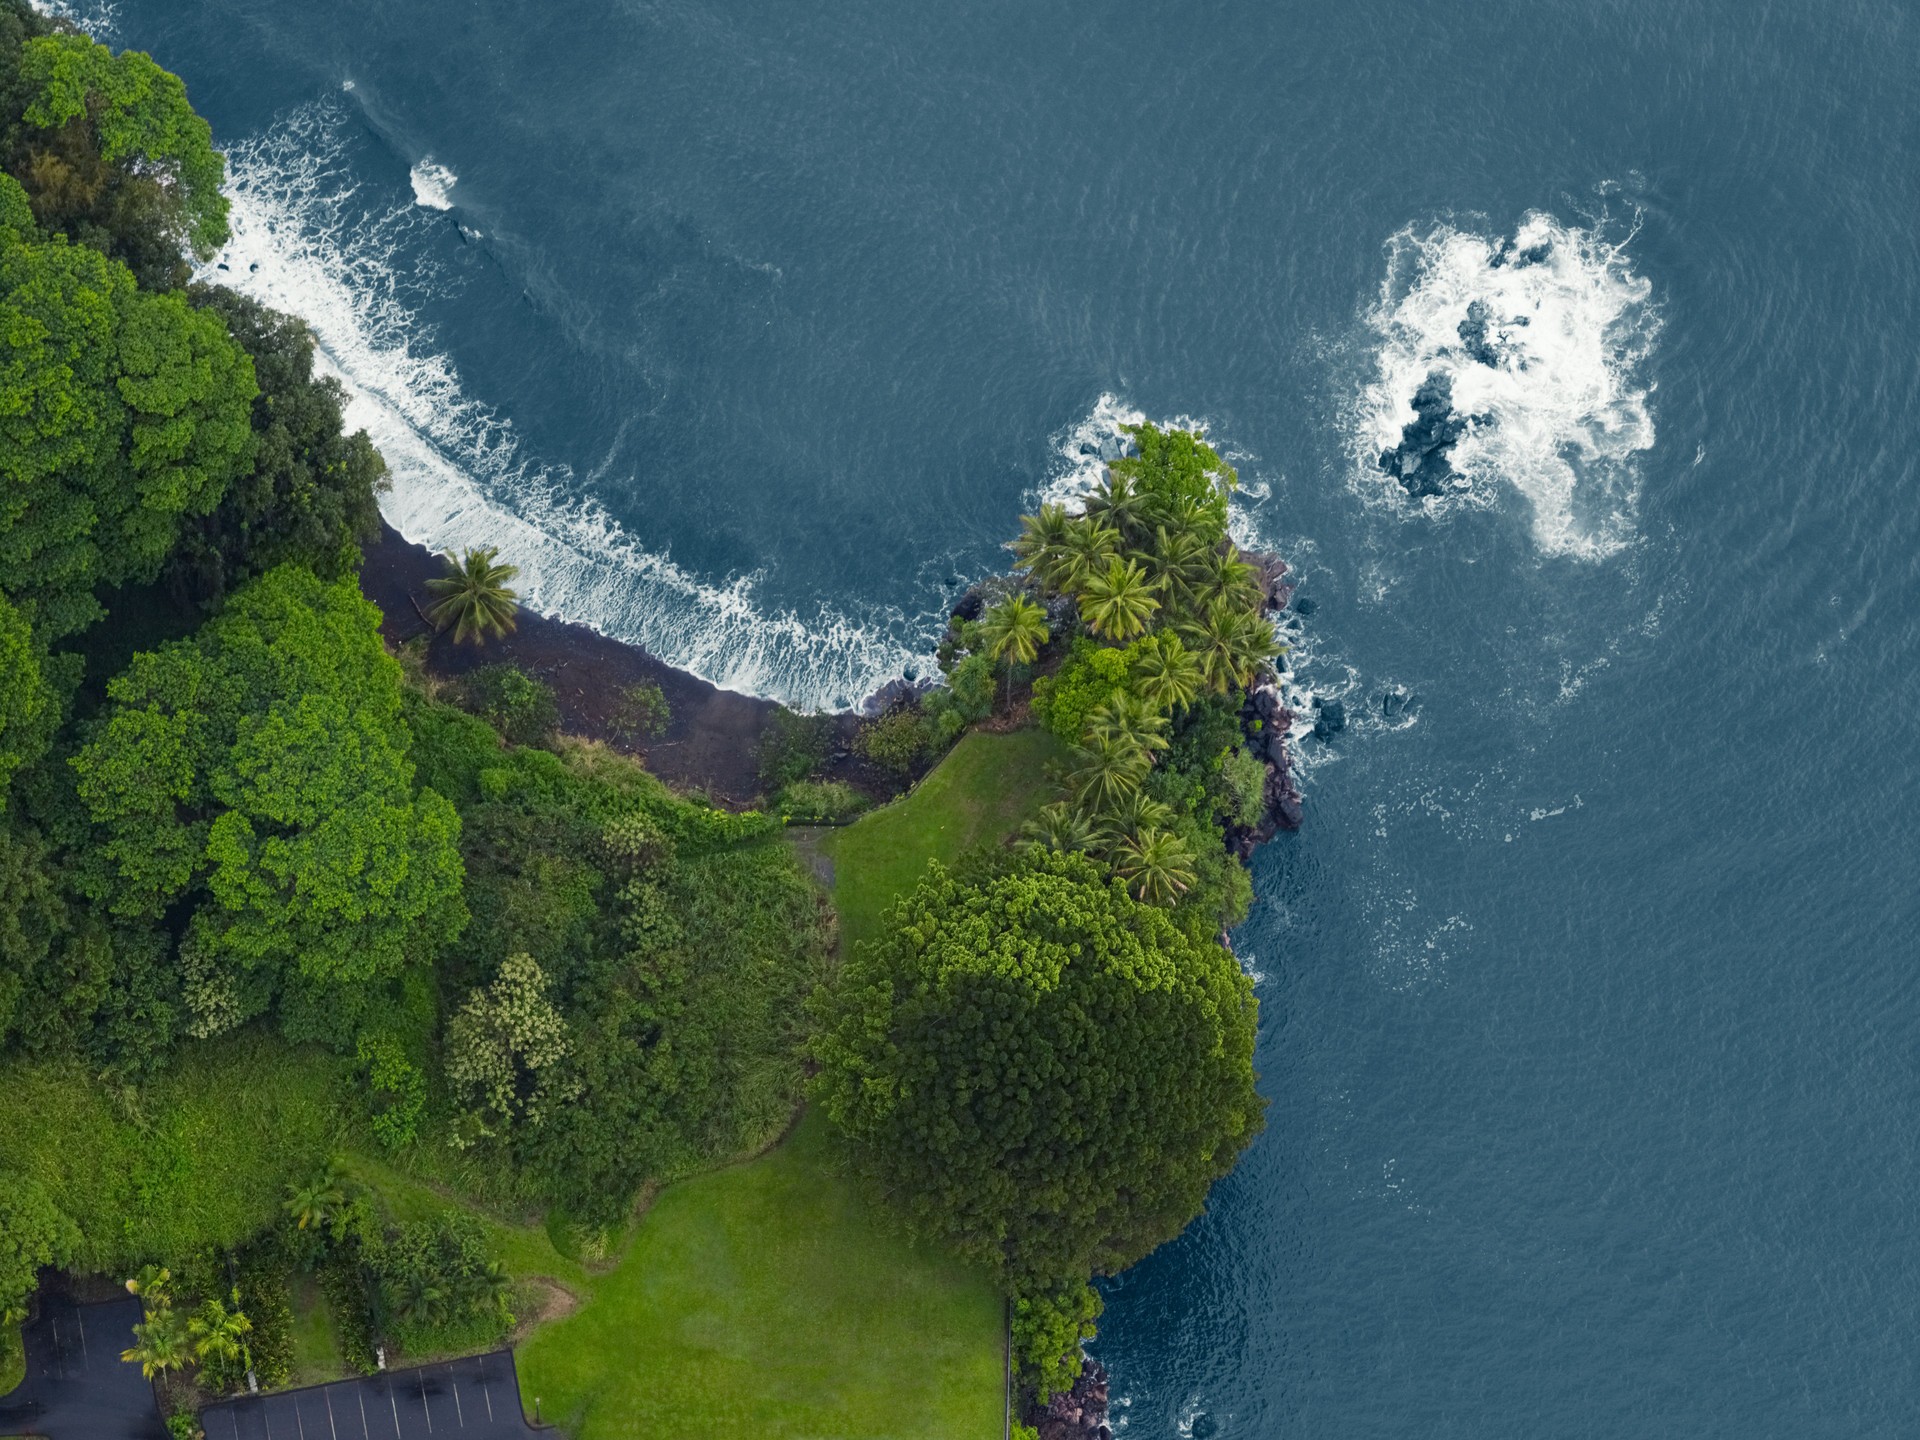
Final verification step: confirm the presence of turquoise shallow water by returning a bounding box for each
[56,0,1920,1431]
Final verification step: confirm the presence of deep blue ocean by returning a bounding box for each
[50,0,1920,1432]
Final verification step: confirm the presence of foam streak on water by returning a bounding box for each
[1356,211,1659,558]
[203,102,926,711]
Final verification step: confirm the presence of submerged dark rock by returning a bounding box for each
[1292,594,1316,616]
[1376,369,1468,498]
[1457,299,1502,367]
[1312,697,1346,740]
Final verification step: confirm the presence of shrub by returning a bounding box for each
[368,1214,510,1352]
[945,652,997,722]
[234,1248,293,1388]
[854,709,934,776]
[446,953,579,1147]
[1012,1278,1103,1401]
[319,1249,378,1375]
[609,681,671,741]
[756,709,834,790]
[773,780,870,824]
[1218,744,1267,828]
[1030,639,1132,744]
[0,1174,78,1323]
[460,665,559,746]
[355,1034,426,1150]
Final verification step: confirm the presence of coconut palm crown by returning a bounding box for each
[426,546,521,645]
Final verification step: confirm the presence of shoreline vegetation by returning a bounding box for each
[0,12,1300,1440]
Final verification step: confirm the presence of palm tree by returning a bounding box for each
[1189,548,1261,612]
[1057,519,1121,591]
[1145,526,1212,607]
[283,1160,348,1234]
[1010,504,1075,589]
[188,1293,253,1383]
[122,1304,192,1380]
[1082,693,1170,756]
[125,1265,172,1309]
[1130,632,1203,713]
[395,1276,450,1330]
[459,1262,514,1319]
[425,547,521,645]
[978,595,1050,707]
[1084,471,1152,546]
[1178,601,1279,693]
[1077,558,1160,641]
[1112,826,1198,905]
[1065,733,1152,815]
[1021,802,1095,855]
[1091,792,1177,859]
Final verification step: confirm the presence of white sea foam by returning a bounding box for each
[408,158,457,211]
[199,101,927,711]
[28,0,117,35]
[1354,210,1659,559]
[1039,392,1146,510]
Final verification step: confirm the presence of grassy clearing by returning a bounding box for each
[288,1277,342,1386]
[823,728,1066,955]
[0,1034,351,1273]
[515,1110,1002,1440]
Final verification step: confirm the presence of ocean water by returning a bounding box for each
[49,0,1920,1433]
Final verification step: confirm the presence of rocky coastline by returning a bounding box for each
[1021,1358,1113,1440]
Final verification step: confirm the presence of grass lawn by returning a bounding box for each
[514,1111,1003,1440]
[824,728,1066,955]
[289,1277,343,1386]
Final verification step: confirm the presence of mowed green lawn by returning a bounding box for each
[514,1111,1002,1440]
[824,727,1067,955]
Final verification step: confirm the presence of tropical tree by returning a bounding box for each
[1081,693,1170,756]
[1077,557,1160,641]
[1083,471,1152,546]
[811,847,1264,1288]
[459,1261,513,1318]
[1177,600,1278,693]
[1145,525,1212,608]
[1065,732,1152,814]
[1129,632,1203,713]
[394,1275,450,1329]
[425,546,521,645]
[1111,827,1198,905]
[1091,791,1176,852]
[1189,548,1262,614]
[1021,802,1094,855]
[69,566,466,1042]
[1010,503,1074,588]
[124,1264,172,1307]
[187,1292,253,1385]
[978,595,1050,707]
[122,1304,192,1379]
[0,173,258,643]
[1056,519,1121,590]
[283,1160,348,1235]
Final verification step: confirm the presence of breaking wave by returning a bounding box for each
[200,101,927,711]
[1355,210,1659,559]
[408,158,457,210]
